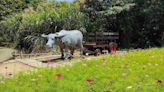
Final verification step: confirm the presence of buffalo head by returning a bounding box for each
[41,32,65,48]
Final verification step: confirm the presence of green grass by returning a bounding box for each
[0,48,164,92]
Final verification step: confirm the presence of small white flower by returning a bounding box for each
[30,69,34,72]
[148,63,152,66]
[143,65,146,68]
[25,72,30,75]
[129,69,132,71]
[145,83,152,86]
[82,63,87,66]
[66,69,70,71]
[136,84,141,88]
[122,73,127,76]
[0,81,5,84]
[30,69,38,72]
[155,64,158,66]
[38,74,43,77]
[0,76,3,80]
[145,75,149,77]
[135,62,139,64]
[31,78,37,81]
[127,86,132,89]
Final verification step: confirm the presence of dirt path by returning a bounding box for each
[0,61,33,76]
[0,50,127,77]
[0,55,88,77]
[0,47,15,62]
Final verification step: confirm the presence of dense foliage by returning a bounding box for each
[0,1,85,53]
[0,48,164,92]
[0,0,163,52]
[80,0,164,48]
[0,0,44,20]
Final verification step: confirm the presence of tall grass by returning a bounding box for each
[0,1,86,52]
[0,48,164,92]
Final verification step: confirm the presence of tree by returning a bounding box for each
[80,0,164,48]
[0,1,85,53]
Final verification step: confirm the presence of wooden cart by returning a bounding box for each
[83,32,119,55]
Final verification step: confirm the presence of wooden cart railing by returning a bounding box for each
[83,32,119,55]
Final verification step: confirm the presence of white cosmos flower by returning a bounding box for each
[148,63,152,66]
[145,75,149,77]
[122,73,127,76]
[66,69,70,71]
[38,74,43,77]
[82,63,87,66]
[0,81,5,84]
[127,86,132,89]
[31,78,37,81]
[155,64,158,66]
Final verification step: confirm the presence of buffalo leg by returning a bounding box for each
[60,48,64,59]
[71,49,74,56]
[65,48,71,60]
[69,49,74,59]
[80,44,84,57]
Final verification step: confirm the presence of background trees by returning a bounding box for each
[80,0,163,48]
[0,0,163,53]
[0,1,85,53]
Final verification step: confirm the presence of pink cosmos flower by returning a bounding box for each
[56,73,62,78]
[47,60,56,68]
[49,63,55,67]
[86,79,93,83]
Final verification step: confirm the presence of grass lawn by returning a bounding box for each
[0,48,164,92]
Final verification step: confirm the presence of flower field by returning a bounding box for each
[0,48,164,92]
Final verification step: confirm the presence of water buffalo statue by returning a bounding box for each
[42,30,83,59]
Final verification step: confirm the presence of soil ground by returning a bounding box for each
[0,47,15,63]
[0,47,125,77]
[0,47,82,77]
[0,61,34,77]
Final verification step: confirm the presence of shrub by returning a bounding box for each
[0,1,86,53]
